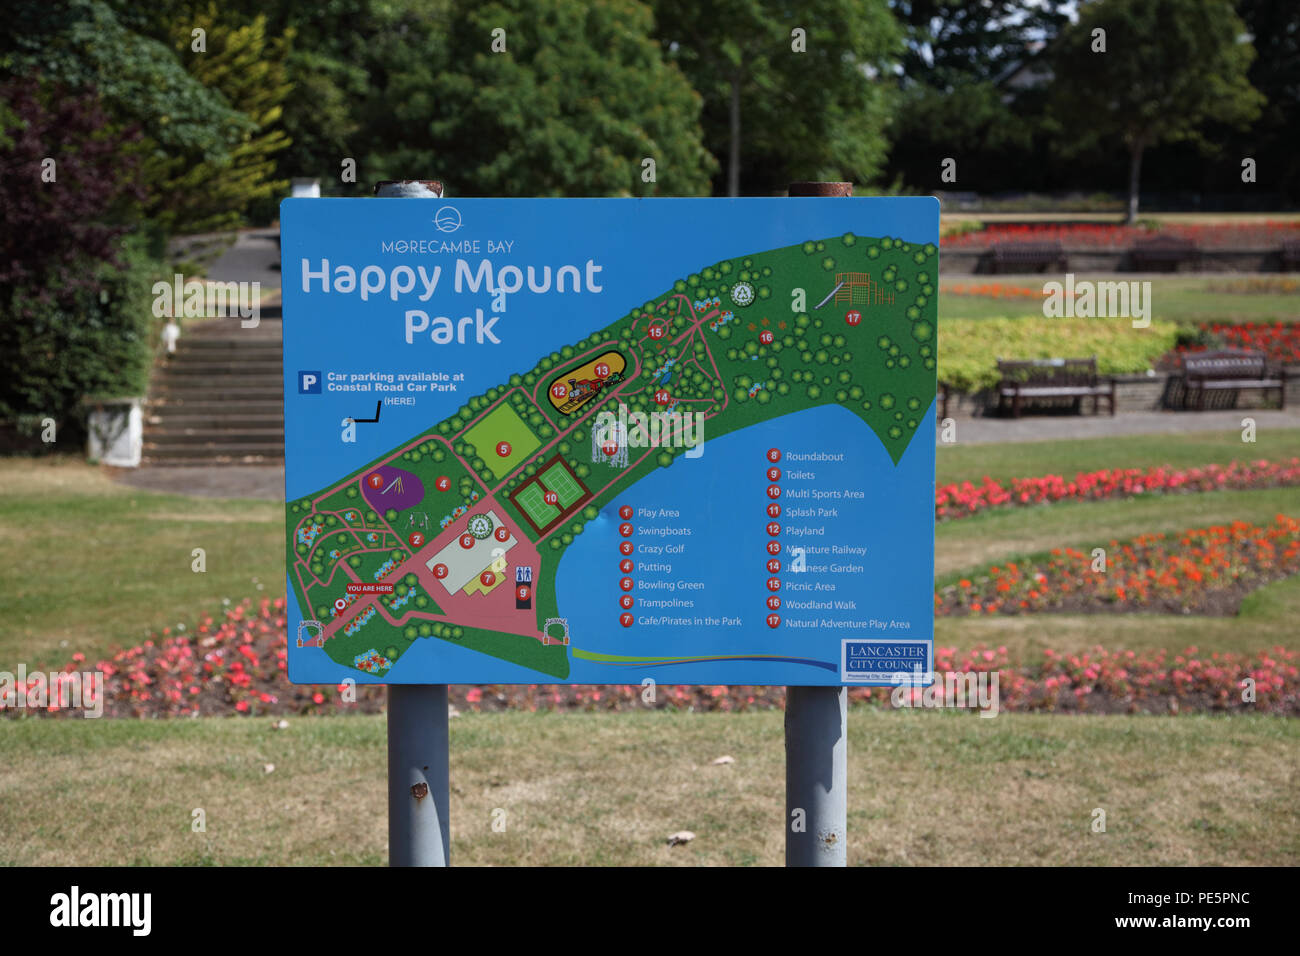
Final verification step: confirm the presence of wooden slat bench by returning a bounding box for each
[1130,235,1201,272]
[1281,239,1300,272]
[996,357,1116,418]
[1182,349,1286,410]
[988,242,1066,274]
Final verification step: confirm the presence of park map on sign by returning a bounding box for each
[286,233,936,680]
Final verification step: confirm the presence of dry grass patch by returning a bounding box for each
[0,711,1294,866]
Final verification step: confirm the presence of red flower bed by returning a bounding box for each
[936,459,1300,522]
[1173,323,1300,366]
[0,579,1289,718]
[942,221,1300,251]
[880,643,1298,715]
[937,515,1300,617]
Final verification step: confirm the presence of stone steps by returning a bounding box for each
[143,324,286,466]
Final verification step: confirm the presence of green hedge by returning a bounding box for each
[939,316,1178,392]
[0,232,159,437]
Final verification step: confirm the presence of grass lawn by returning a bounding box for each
[941,274,1300,324]
[936,486,1300,580]
[933,488,1300,658]
[0,457,282,669]
[0,710,1294,866]
[937,575,1300,661]
[936,427,1300,486]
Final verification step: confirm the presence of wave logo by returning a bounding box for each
[433,206,462,233]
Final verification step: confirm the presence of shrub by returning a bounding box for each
[939,317,1178,392]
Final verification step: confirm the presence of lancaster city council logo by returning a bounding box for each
[434,206,462,233]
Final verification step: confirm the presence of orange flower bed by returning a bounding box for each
[937,515,1300,617]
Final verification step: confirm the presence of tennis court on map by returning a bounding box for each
[510,455,591,533]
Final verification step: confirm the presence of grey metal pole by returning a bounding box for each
[784,181,850,867]
[377,179,451,867]
[387,684,450,866]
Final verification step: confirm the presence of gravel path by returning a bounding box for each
[111,465,286,501]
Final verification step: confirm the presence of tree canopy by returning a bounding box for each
[1049,0,1263,221]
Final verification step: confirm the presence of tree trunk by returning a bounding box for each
[1126,137,1146,225]
[727,71,741,197]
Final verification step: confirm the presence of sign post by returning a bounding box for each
[378,179,451,867]
[784,182,850,867]
[279,189,937,867]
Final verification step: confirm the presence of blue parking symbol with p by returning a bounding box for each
[299,371,322,394]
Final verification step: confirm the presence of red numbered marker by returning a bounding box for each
[648,325,665,340]
[619,577,634,592]
[602,440,619,456]
[432,563,449,579]
[619,523,634,537]
[620,558,634,574]
[766,448,782,463]
[408,532,425,548]
[766,577,781,592]
[517,586,530,602]
[767,613,782,629]
[620,612,634,627]
[366,473,384,489]
[480,571,496,587]
[541,490,557,506]
[759,330,773,344]
[551,383,568,399]
[496,441,512,458]
[845,309,862,327]
[767,503,782,518]
[767,522,781,537]
[435,476,450,492]
[619,540,634,556]
[595,363,610,378]
[459,534,474,549]
[619,505,633,520]
[654,389,670,405]
[766,540,781,556]
[494,526,509,542]
[767,484,781,499]
[766,595,782,610]
[767,558,782,574]
[767,466,781,482]
[619,594,634,609]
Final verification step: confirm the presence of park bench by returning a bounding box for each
[1130,235,1201,272]
[988,242,1067,274]
[996,356,1116,418]
[1281,239,1300,271]
[1182,349,1286,410]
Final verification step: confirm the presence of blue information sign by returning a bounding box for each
[281,197,937,686]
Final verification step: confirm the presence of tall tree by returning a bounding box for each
[153,6,294,232]
[885,0,1070,192]
[1049,0,1263,223]
[892,0,1071,87]
[652,0,900,196]
[386,0,715,196]
[1235,0,1300,203]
